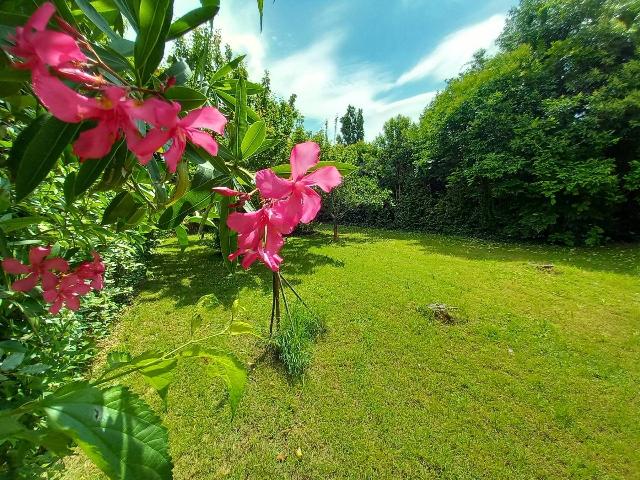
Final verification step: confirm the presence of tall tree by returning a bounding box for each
[339,105,364,144]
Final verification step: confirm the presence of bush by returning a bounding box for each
[271,304,325,378]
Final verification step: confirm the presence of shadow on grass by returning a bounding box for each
[325,225,640,276]
[140,237,345,310]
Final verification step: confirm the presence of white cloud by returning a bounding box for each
[395,14,506,86]
[268,36,435,140]
[172,2,499,139]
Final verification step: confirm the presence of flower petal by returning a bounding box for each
[255,169,293,200]
[73,122,118,160]
[299,187,322,224]
[12,274,39,292]
[290,142,320,180]
[301,166,342,192]
[27,3,56,31]
[187,129,218,157]
[1,259,29,275]
[43,257,69,272]
[212,187,244,197]
[29,246,51,265]
[227,210,262,233]
[31,30,86,67]
[41,271,60,291]
[181,107,227,134]
[163,135,186,173]
[32,69,98,123]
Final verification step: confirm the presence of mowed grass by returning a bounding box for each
[64,226,640,479]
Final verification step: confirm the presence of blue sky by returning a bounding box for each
[176,0,518,139]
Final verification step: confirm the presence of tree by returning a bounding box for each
[339,105,365,144]
[376,115,415,202]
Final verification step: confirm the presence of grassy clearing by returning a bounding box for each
[64,226,640,479]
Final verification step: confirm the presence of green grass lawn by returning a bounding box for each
[64,226,640,479]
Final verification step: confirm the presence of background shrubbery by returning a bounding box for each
[312,0,640,245]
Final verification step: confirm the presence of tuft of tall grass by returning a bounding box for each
[270,303,325,378]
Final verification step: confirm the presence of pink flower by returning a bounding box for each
[42,274,91,314]
[75,252,105,291]
[255,142,342,226]
[72,86,145,160]
[133,103,227,172]
[227,204,292,272]
[2,246,68,292]
[7,2,86,71]
[31,68,100,123]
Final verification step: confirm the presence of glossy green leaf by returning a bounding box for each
[101,191,143,225]
[0,216,47,234]
[180,347,247,417]
[74,141,125,196]
[166,1,220,40]
[229,321,263,338]
[112,0,139,31]
[133,353,178,406]
[164,86,207,111]
[7,115,47,177]
[210,55,246,82]
[241,121,266,160]
[73,0,120,41]
[157,163,221,229]
[162,61,191,85]
[175,224,189,251]
[42,382,172,480]
[215,90,260,122]
[14,117,81,201]
[135,0,173,84]
[257,0,264,30]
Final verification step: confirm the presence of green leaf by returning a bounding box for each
[15,117,81,201]
[101,191,144,225]
[175,225,189,251]
[7,115,48,177]
[215,90,260,122]
[230,321,263,338]
[73,0,120,41]
[162,61,191,85]
[135,0,173,84]
[64,172,76,204]
[112,0,139,31]
[0,216,46,234]
[74,141,125,196]
[241,121,266,160]
[210,55,246,82]
[257,0,264,30]
[164,86,207,111]
[185,215,216,228]
[157,163,222,229]
[166,1,220,40]
[180,347,247,417]
[232,78,248,159]
[271,161,358,178]
[1,352,25,372]
[135,353,178,406]
[42,382,172,480]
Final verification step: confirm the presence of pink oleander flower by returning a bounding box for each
[133,103,227,172]
[75,252,105,291]
[42,273,91,314]
[255,142,342,226]
[7,2,86,71]
[72,86,146,160]
[31,68,101,123]
[227,203,293,272]
[1,246,69,292]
